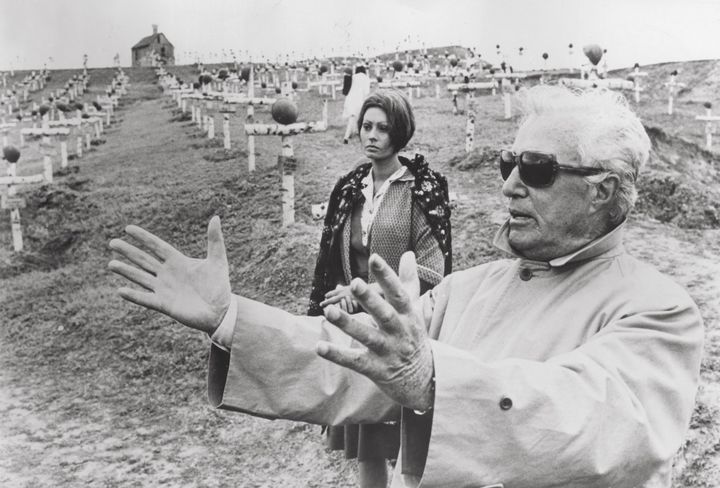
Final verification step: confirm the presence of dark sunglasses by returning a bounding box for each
[500,150,605,188]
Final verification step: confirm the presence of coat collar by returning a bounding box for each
[492,219,626,267]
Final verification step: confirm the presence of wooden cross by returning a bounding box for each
[1,151,52,251]
[664,73,686,115]
[221,65,277,172]
[627,66,648,103]
[1,122,16,148]
[377,80,423,100]
[307,78,341,99]
[695,105,720,150]
[19,127,70,174]
[244,101,328,226]
[446,82,496,115]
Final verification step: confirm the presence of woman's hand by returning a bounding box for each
[321,285,359,314]
[108,216,231,335]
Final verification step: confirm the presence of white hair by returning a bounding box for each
[516,85,651,225]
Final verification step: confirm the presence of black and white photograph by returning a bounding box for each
[1,0,719,486]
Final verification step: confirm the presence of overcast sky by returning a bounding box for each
[2,0,719,71]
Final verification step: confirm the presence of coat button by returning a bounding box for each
[499,397,513,410]
[519,268,533,281]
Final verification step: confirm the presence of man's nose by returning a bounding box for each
[501,165,529,198]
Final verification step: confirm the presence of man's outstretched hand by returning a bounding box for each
[316,251,435,412]
[108,216,231,334]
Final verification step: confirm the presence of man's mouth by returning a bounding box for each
[509,209,534,221]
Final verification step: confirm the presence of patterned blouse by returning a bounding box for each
[308,153,452,316]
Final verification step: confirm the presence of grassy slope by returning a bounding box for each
[0,64,718,487]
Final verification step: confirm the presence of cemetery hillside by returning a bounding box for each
[1,50,719,487]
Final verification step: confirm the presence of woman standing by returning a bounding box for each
[308,89,452,487]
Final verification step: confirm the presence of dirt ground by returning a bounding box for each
[0,64,719,487]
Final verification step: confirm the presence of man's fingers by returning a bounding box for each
[109,238,161,274]
[108,260,156,291]
[206,216,228,264]
[324,305,386,352]
[125,225,176,261]
[117,286,163,313]
[348,279,401,333]
[324,288,343,298]
[316,340,377,378]
[367,254,413,315]
[319,294,342,307]
[398,251,420,301]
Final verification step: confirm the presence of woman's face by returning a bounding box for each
[360,107,396,161]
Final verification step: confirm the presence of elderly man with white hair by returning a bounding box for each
[108,85,703,488]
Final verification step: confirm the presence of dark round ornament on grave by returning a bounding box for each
[542,53,548,60]
[319,64,329,74]
[93,101,102,111]
[193,82,201,90]
[74,101,84,110]
[569,43,573,49]
[271,98,299,125]
[671,70,678,76]
[38,104,50,116]
[344,67,353,75]
[275,86,281,94]
[82,113,90,119]
[435,70,441,77]
[376,76,383,83]
[463,76,470,84]
[407,61,414,69]
[489,69,496,75]
[48,96,54,102]
[449,58,458,67]
[704,102,712,109]
[31,110,37,117]
[634,63,640,69]
[201,74,213,85]
[583,44,603,66]
[218,69,229,80]
[261,81,267,89]
[392,60,404,72]
[240,67,251,82]
[56,102,71,113]
[496,44,500,49]
[2,145,21,164]
[291,81,298,90]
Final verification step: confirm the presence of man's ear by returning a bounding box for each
[592,174,620,211]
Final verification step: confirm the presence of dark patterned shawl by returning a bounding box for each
[307,153,452,316]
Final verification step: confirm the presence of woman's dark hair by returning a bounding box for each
[355,66,366,74]
[357,89,415,152]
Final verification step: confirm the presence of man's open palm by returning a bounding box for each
[108,216,231,334]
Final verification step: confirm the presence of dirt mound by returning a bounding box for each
[0,178,98,278]
[448,146,499,171]
[636,126,720,229]
[203,148,248,162]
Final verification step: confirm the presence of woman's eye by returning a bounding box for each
[362,124,372,131]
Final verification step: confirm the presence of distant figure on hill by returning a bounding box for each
[343,66,371,143]
[308,89,452,488]
[109,85,703,488]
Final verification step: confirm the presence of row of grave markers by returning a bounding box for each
[161,65,331,226]
[159,60,720,228]
[1,69,129,251]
